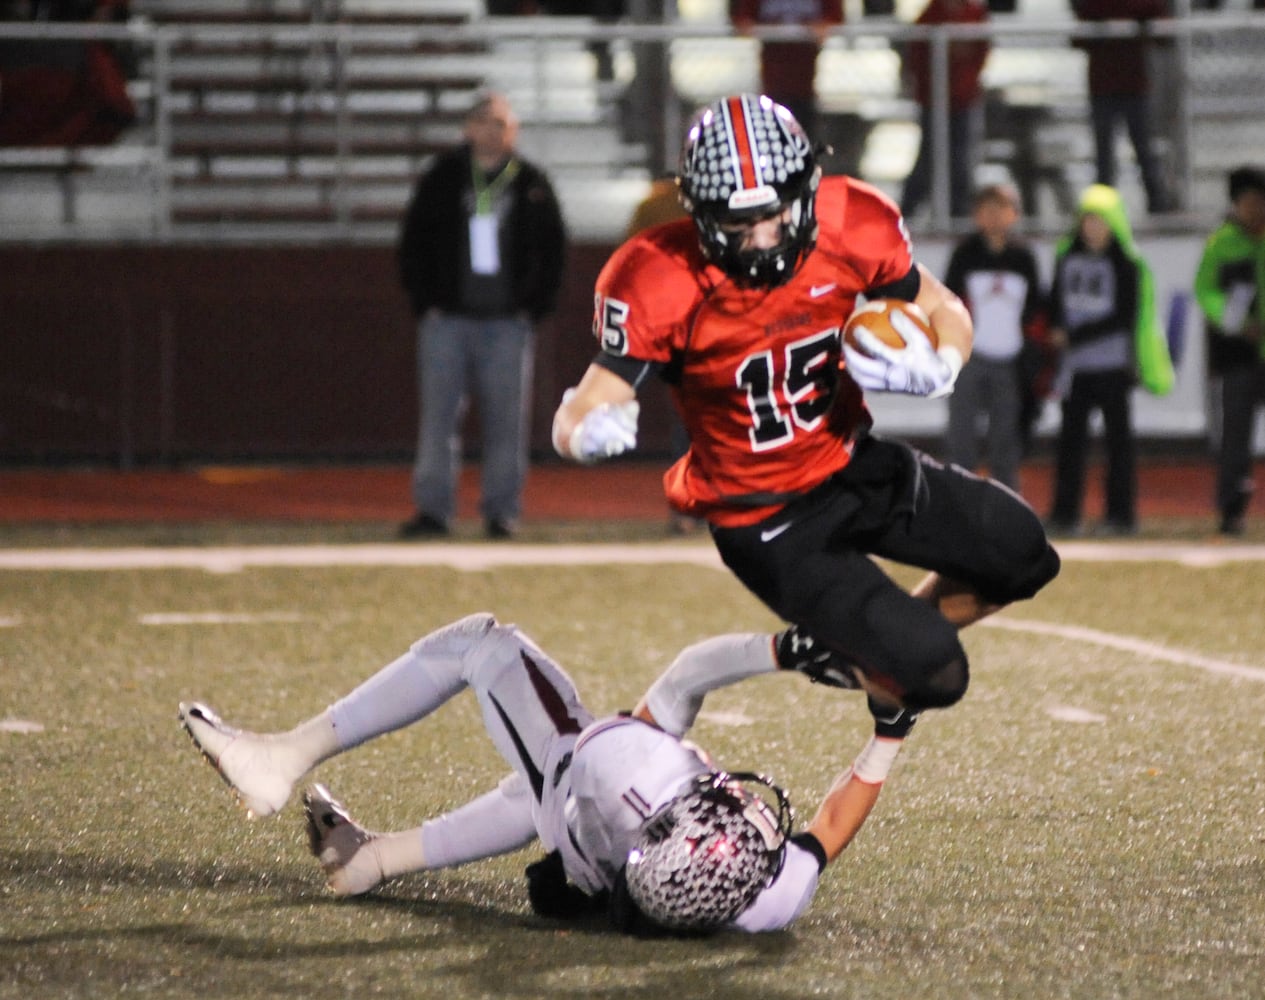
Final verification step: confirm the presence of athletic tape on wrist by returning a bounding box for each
[551,387,579,458]
[852,735,903,784]
[938,346,964,380]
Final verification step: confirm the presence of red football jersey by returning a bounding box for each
[594,175,915,527]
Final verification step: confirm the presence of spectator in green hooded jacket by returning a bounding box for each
[1046,184,1173,537]
[1194,166,1265,537]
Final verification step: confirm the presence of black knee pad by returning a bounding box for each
[1006,541,1061,603]
[974,528,1062,605]
[904,652,970,711]
[876,619,969,711]
[970,486,1063,605]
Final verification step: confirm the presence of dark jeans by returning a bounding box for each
[411,311,534,525]
[900,103,982,219]
[945,355,1023,491]
[1213,364,1265,522]
[711,437,1059,709]
[1051,369,1136,527]
[1089,94,1169,213]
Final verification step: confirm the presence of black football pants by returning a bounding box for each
[710,436,1061,710]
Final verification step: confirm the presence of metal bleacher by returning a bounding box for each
[2,3,1264,241]
[143,0,489,228]
[141,0,655,235]
[0,1,652,238]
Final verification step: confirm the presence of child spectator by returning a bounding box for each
[1046,184,1173,537]
[942,182,1046,491]
[1194,165,1265,536]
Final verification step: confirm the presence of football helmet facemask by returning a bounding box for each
[678,93,821,289]
[623,770,793,932]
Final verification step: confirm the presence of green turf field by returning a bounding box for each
[2,537,1263,998]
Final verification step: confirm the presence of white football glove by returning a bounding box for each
[560,388,640,464]
[843,312,963,399]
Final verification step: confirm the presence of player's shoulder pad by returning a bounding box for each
[597,221,709,320]
[817,175,903,237]
[816,175,912,282]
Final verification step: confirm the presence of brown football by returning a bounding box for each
[843,299,938,355]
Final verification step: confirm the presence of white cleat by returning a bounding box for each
[178,701,297,818]
[303,784,385,897]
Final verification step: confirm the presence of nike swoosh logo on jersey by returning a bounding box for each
[810,283,837,298]
[760,521,793,542]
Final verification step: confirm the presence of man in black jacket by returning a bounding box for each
[398,92,567,539]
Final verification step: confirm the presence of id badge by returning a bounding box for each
[468,215,501,275]
[1223,282,1255,334]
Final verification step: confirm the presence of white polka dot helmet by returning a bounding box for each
[678,93,821,288]
[623,770,792,932]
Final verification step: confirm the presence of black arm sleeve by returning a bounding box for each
[592,351,662,390]
[788,832,829,873]
[868,263,922,303]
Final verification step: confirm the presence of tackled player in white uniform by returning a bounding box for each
[178,612,914,934]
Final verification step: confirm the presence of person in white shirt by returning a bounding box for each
[179,612,915,935]
[942,183,1046,491]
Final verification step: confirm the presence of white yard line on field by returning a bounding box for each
[0,543,723,573]
[0,719,45,734]
[0,543,726,573]
[3,542,1263,682]
[0,540,1263,573]
[1048,540,1265,567]
[138,612,308,625]
[979,616,1265,682]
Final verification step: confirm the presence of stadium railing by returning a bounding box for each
[1,11,1263,243]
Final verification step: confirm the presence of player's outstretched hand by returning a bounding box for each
[564,389,640,464]
[844,316,960,398]
[526,850,605,919]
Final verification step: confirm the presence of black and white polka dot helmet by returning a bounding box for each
[623,770,792,933]
[678,93,821,288]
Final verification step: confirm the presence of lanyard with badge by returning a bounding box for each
[468,158,520,275]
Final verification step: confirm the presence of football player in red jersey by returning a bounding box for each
[553,94,1060,714]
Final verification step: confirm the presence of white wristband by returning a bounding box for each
[567,418,599,465]
[551,387,579,458]
[927,345,964,400]
[565,398,639,464]
[938,346,964,381]
[852,735,903,784]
